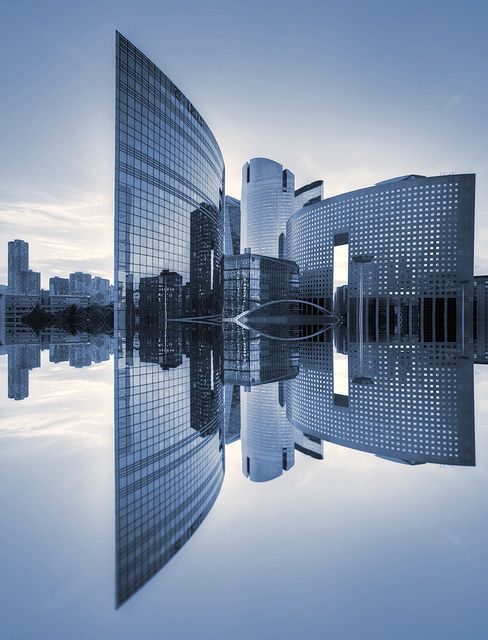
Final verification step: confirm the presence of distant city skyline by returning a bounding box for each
[0,238,114,291]
[0,0,487,284]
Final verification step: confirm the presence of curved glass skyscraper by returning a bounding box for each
[114,33,225,605]
[115,33,225,324]
[241,158,295,258]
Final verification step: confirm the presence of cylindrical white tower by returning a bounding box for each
[241,158,295,258]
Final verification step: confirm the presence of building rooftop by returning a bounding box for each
[374,174,426,186]
[295,180,324,197]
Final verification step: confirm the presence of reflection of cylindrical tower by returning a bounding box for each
[241,382,295,482]
[241,158,295,258]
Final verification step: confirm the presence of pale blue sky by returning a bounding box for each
[0,0,487,285]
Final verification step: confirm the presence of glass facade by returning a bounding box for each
[285,340,475,466]
[115,32,225,321]
[114,33,225,606]
[241,158,295,258]
[224,195,241,256]
[223,252,299,319]
[474,275,488,363]
[294,179,324,213]
[286,174,475,323]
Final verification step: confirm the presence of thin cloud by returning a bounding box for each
[0,190,113,284]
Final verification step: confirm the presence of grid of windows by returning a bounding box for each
[286,174,475,302]
[285,341,475,466]
[114,33,225,606]
[115,33,224,301]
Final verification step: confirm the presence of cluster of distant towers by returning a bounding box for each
[2,239,114,304]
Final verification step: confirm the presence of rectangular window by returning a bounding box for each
[333,233,349,289]
[333,349,349,406]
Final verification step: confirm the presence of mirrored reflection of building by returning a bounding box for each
[116,322,224,606]
[224,384,241,444]
[6,343,40,400]
[241,381,295,482]
[0,334,114,401]
[294,427,324,460]
[285,340,475,466]
[224,327,299,482]
[114,33,226,606]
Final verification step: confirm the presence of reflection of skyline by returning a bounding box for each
[0,334,115,401]
[0,7,487,636]
[0,30,483,613]
[132,320,478,468]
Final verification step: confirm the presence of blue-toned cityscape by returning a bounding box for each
[1,14,487,640]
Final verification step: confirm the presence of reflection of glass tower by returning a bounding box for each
[241,158,295,258]
[189,327,223,437]
[116,329,224,606]
[241,381,295,482]
[224,384,241,444]
[114,33,225,606]
[235,334,298,482]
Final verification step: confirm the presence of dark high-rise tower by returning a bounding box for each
[8,239,40,295]
[224,195,241,255]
